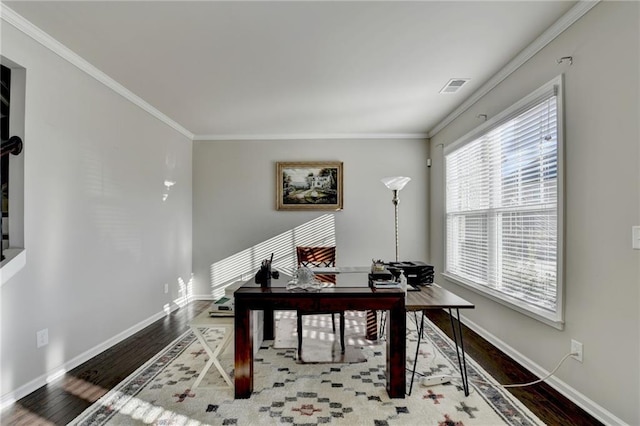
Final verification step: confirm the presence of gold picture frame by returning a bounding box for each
[276,161,343,211]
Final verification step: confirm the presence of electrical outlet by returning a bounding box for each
[632,226,640,249]
[164,283,169,294]
[571,339,583,362]
[36,328,49,348]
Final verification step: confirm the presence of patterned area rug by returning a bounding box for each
[70,312,543,425]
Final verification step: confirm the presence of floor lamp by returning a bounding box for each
[381,176,411,262]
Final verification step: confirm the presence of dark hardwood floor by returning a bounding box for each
[424,310,602,426]
[1,301,212,426]
[1,301,601,425]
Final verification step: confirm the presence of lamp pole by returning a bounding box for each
[392,189,400,262]
[381,176,410,263]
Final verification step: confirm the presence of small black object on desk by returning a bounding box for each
[255,253,279,288]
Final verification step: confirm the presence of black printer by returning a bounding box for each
[386,261,434,286]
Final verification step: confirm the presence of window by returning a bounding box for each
[1,58,26,285]
[444,76,564,328]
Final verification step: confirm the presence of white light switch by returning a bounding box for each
[633,226,640,250]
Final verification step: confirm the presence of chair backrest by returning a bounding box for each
[296,246,336,284]
[296,246,336,267]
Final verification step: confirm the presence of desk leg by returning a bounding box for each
[448,308,470,396]
[234,303,253,398]
[386,302,406,398]
[263,309,275,340]
[407,312,425,396]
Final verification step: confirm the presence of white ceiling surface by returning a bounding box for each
[3,1,577,139]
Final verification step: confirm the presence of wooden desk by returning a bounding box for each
[405,284,475,395]
[233,273,406,399]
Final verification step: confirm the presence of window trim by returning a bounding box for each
[443,75,565,329]
[1,248,26,285]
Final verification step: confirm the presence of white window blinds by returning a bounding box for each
[444,77,563,325]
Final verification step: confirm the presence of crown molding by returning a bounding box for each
[0,4,194,140]
[2,0,598,143]
[193,133,428,141]
[428,0,600,138]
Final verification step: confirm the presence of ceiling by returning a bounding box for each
[3,1,578,140]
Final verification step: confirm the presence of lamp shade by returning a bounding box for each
[381,176,411,191]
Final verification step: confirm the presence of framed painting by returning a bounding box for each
[276,161,343,211]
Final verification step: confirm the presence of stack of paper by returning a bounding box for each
[371,280,402,289]
[209,296,234,317]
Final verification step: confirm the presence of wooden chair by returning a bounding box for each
[295,246,345,357]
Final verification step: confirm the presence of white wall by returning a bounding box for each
[192,138,429,297]
[0,22,193,401]
[429,2,639,424]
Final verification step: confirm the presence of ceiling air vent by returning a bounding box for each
[439,78,470,94]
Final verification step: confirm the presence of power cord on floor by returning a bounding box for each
[501,351,577,388]
[416,351,579,391]
[406,314,581,391]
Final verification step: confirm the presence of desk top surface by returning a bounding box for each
[406,284,474,310]
[236,271,400,294]
[235,268,473,309]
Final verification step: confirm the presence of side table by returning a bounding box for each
[189,310,234,389]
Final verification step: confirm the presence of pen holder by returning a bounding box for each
[255,263,279,288]
[255,263,271,288]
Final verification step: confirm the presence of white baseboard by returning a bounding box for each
[458,313,628,426]
[0,303,180,410]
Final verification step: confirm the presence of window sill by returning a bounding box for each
[1,248,26,286]
[442,272,564,330]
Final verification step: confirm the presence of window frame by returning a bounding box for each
[443,75,565,329]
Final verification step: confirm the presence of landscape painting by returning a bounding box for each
[276,161,343,211]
